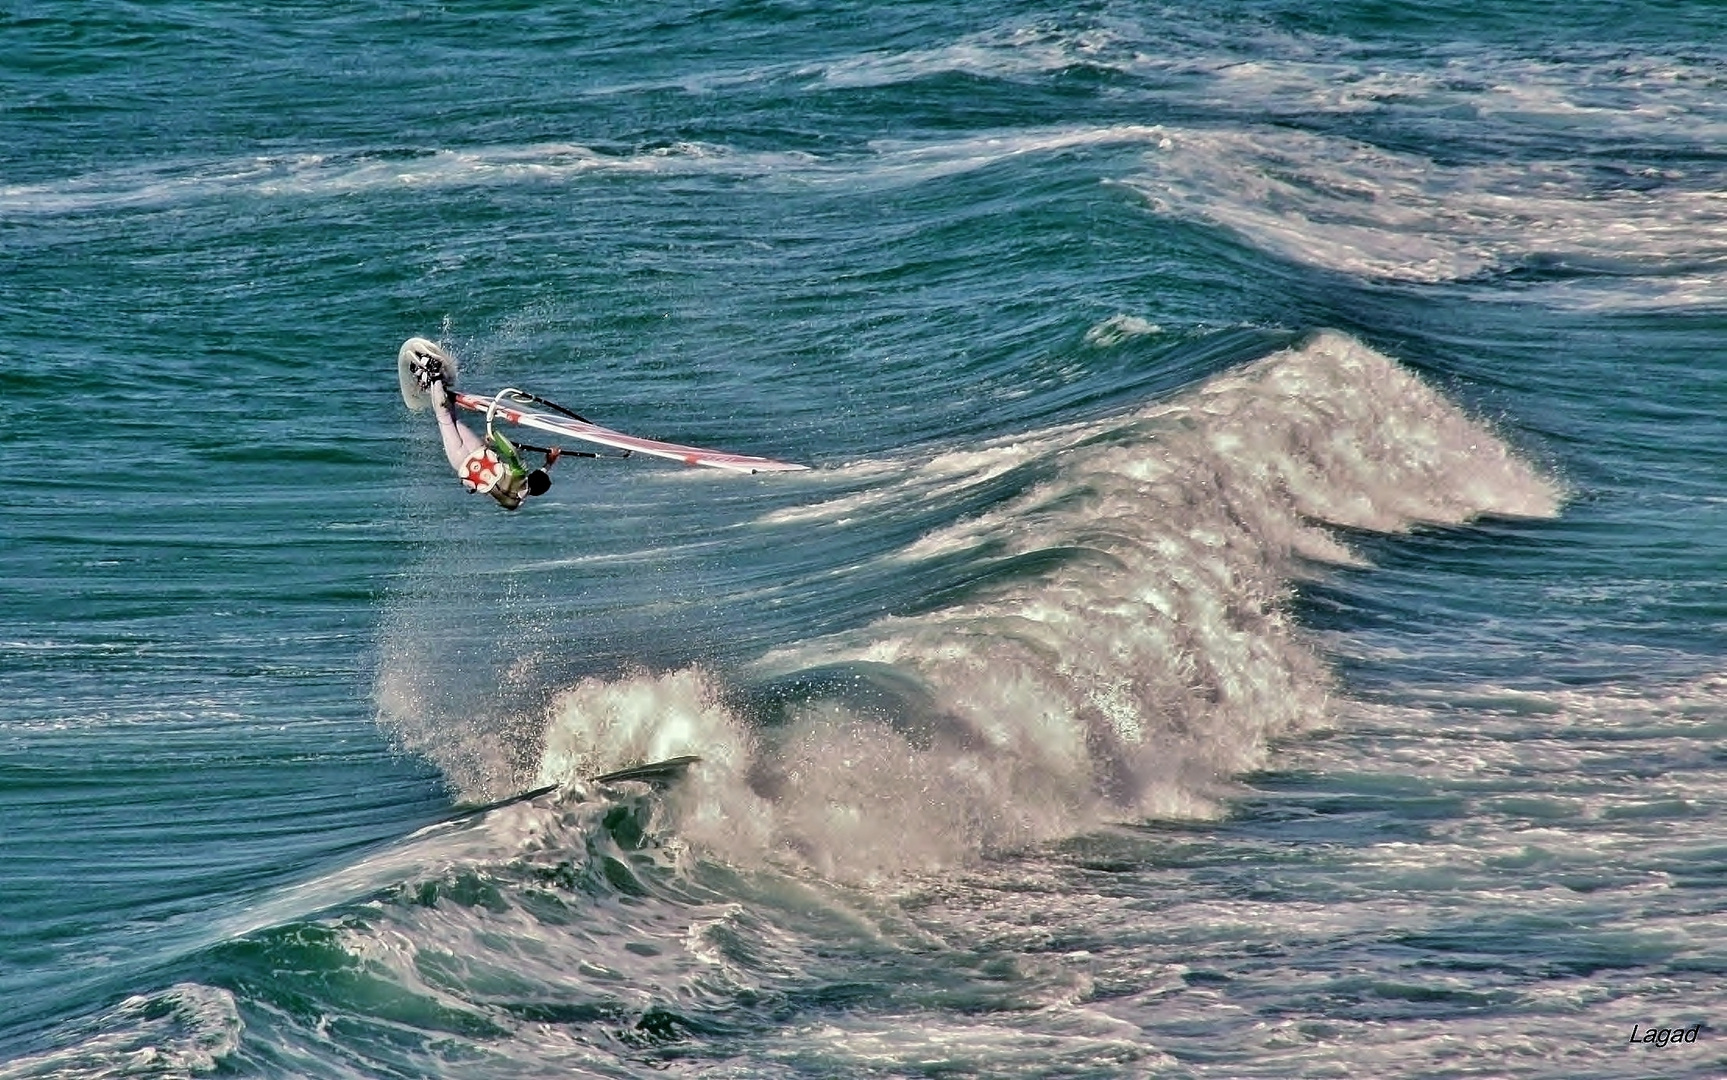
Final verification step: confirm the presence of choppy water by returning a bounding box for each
[3,2,1723,1077]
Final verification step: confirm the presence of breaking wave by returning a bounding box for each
[380,330,1559,881]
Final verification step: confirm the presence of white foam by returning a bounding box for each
[0,984,242,1079]
[9,17,1719,312]
[509,333,1558,882]
[790,21,1727,307]
[750,1012,1168,1076]
[1083,313,1163,347]
[18,112,1713,309]
[1122,125,1727,304]
[807,23,1126,89]
[799,18,1727,144]
[0,142,816,215]
[0,124,1164,215]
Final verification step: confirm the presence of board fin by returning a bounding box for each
[592,755,702,786]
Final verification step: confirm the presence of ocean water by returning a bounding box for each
[3,1,1723,1076]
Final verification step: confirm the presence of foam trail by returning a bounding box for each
[0,142,811,215]
[1124,126,1727,306]
[14,118,1717,310]
[0,985,243,1079]
[527,332,1559,880]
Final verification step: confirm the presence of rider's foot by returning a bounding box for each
[414,355,445,390]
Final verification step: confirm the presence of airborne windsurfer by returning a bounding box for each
[395,335,805,495]
[398,337,555,511]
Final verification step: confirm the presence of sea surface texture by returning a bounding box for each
[3,2,1723,1077]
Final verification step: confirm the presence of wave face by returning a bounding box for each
[493,332,1557,879]
[5,1,1722,1077]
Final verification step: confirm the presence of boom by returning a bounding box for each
[450,390,808,474]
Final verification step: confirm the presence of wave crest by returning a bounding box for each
[512,332,1558,880]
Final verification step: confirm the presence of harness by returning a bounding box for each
[459,387,606,509]
[459,432,528,505]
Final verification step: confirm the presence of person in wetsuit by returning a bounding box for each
[399,337,553,510]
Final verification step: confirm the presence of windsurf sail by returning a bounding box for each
[450,389,808,474]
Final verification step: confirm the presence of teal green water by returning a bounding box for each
[3,2,1724,1076]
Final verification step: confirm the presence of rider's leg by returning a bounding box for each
[431,380,484,473]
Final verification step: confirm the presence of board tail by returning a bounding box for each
[397,338,459,412]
